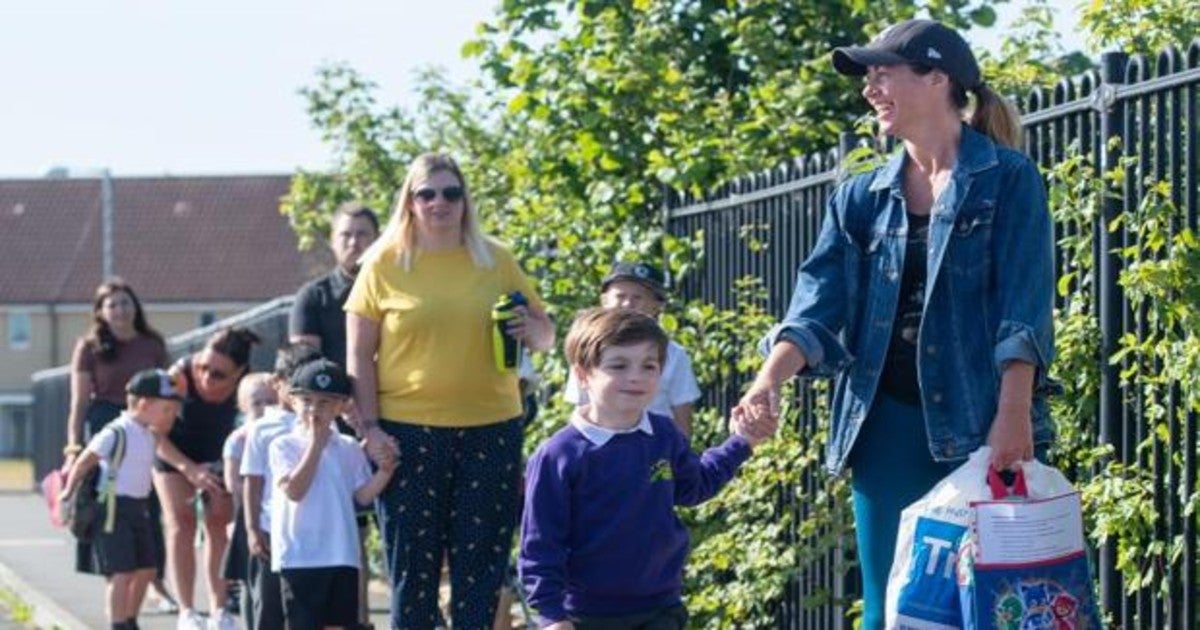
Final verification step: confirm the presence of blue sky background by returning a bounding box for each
[0,1,1084,178]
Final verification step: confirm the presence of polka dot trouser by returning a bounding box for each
[376,418,523,630]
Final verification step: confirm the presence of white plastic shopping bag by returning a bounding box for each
[884,447,1075,630]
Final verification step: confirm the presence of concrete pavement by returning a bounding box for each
[0,491,393,629]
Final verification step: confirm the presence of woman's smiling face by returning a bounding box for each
[862,64,943,138]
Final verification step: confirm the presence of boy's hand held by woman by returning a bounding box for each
[731,405,779,448]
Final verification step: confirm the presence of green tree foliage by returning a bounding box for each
[1079,0,1200,56]
[977,0,1092,96]
[466,0,1007,202]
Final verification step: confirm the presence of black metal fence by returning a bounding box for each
[665,46,1200,629]
[30,296,294,484]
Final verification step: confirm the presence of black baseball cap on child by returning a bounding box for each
[289,359,353,397]
[831,19,982,90]
[602,262,667,300]
[126,369,185,402]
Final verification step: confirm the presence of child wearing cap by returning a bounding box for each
[521,309,776,628]
[60,368,183,630]
[268,359,396,630]
[563,261,702,436]
[238,343,320,630]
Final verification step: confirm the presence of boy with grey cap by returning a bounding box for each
[563,261,702,436]
[268,360,395,630]
[61,369,183,630]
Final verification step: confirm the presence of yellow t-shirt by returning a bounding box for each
[344,242,543,427]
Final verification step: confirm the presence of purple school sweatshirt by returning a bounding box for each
[519,412,751,626]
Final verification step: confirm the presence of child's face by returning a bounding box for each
[136,397,181,436]
[290,391,347,428]
[600,280,664,318]
[273,376,296,412]
[577,341,662,420]
[239,382,276,422]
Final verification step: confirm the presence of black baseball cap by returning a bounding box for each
[289,359,352,397]
[126,369,185,402]
[832,19,982,90]
[602,262,667,300]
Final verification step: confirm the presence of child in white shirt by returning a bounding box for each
[239,343,319,630]
[268,359,395,629]
[61,369,182,630]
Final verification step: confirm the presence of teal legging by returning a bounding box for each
[847,393,954,630]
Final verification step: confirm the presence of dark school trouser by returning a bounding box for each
[280,566,358,630]
[247,551,284,630]
[572,604,689,630]
[377,418,523,630]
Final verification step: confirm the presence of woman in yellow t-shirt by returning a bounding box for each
[345,152,554,628]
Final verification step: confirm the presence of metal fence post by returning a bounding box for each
[1096,49,1129,621]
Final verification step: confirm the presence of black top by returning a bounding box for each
[162,356,239,468]
[289,267,353,366]
[879,212,930,407]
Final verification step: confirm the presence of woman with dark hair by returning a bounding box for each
[739,20,1056,629]
[64,279,167,453]
[155,327,259,630]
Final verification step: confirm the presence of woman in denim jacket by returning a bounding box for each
[739,20,1055,629]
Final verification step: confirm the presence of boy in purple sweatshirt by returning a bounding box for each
[520,308,776,629]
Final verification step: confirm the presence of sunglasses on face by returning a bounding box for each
[412,186,465,203]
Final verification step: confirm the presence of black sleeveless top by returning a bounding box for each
[162,356,239,468]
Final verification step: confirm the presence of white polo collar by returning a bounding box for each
[569,409,654,447]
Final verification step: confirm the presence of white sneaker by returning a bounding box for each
[209,610,237,630]
[153,593,180,614]
[177,610,206,630]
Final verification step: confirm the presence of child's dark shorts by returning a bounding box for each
[280,566,358,629]
[93,496,157,576]
[572,604,689,630]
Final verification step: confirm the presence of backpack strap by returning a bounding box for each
[101,426,127,535]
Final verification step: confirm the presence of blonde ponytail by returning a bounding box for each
[970,84,1023,149]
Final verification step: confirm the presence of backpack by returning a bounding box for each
[67,426,127,543]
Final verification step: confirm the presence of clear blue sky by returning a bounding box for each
[0,0,496,177]
[1,1,1085,179]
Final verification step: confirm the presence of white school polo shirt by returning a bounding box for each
[268,430,371,571]
[238,406,296,532]
[87,413,157,499]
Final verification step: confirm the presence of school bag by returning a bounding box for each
[65,426,127,543]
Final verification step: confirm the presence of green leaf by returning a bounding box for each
[968,6,998,28]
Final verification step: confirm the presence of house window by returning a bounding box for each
[199,311,216,327]
[6,311,30,350]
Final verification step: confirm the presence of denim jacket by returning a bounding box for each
[760,125,1056,475]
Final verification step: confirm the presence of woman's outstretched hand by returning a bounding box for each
[737,378,782,427]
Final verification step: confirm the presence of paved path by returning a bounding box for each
[0,492,394,629]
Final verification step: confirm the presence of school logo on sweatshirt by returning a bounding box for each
[649,459,673,483]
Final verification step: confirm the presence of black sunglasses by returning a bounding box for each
[412,186,465,202]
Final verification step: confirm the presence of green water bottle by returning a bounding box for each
[492,291,528,372]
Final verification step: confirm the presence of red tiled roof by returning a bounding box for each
[0,175,331,303]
